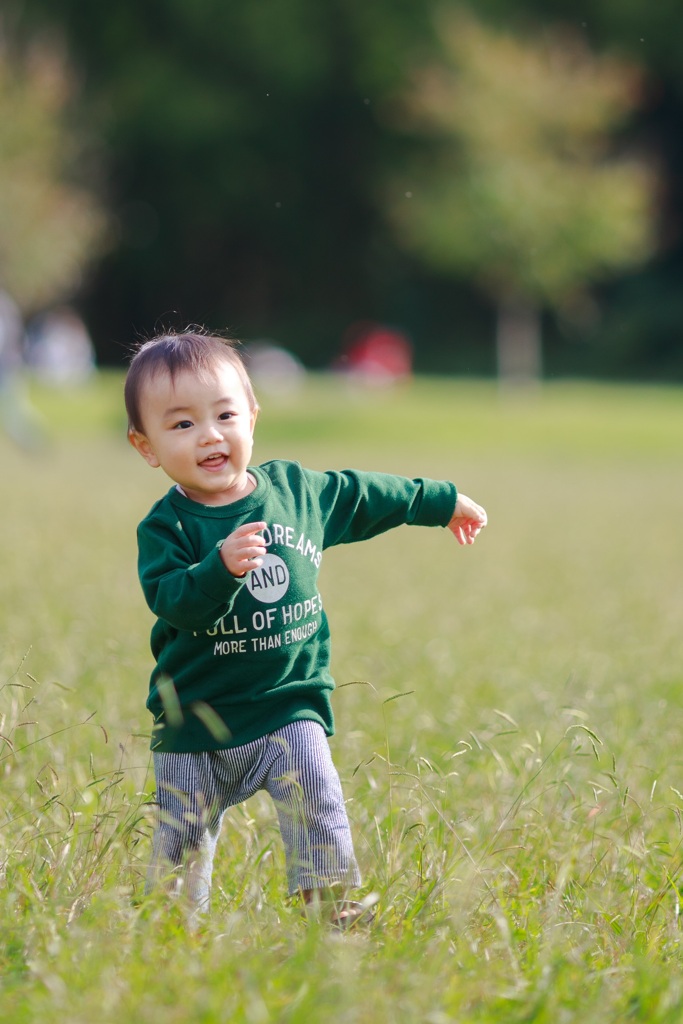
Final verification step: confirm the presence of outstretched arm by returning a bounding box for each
[447,493,487,546]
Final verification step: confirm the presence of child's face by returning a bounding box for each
[129,359,258,505]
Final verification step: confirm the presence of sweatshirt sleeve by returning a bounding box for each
[302,468,457,549]
[137,514,246,632]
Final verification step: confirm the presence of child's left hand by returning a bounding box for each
[448,493,487,545]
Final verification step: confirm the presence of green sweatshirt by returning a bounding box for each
[136,459,457,752]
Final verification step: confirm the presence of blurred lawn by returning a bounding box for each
[6,369,683,796]
[26,369,683,457]
[2,372,683,1023]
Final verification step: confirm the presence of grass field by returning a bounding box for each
[2,372,683,1022]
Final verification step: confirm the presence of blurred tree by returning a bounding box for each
[385,10,658,381]
[4,0,442,365]
[5,1,681,378]
[0,37,105,313]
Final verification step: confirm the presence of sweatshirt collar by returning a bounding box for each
[167,465,271,517]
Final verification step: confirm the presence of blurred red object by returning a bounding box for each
[337,321,412,383]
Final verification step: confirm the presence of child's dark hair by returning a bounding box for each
[124,330,257,433]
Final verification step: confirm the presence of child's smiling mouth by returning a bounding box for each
[200,452,229,470]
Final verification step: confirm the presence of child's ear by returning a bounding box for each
[128,429,161,468]
[249,406,259,435]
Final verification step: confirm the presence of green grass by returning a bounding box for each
[2,373,683,1022]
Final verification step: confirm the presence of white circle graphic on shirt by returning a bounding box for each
[246,553,290,603]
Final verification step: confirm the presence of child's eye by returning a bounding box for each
[172,420,193,430]
[218,412,234,421]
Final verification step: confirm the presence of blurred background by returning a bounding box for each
[1,0,682,384]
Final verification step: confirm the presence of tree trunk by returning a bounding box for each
[496,299,542,385]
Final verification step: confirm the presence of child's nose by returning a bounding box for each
[200,425,223,443]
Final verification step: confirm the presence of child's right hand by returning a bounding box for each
[447,494,487,546]
[220,521,268,577]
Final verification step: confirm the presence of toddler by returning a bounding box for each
[125,330,487,924]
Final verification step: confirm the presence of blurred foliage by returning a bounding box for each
[387,12,656,309]
[0,37,105,311]
[4,0,441,366]
[383,11,658,379]
[2,1,683,377]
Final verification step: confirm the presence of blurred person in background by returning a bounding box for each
[0,289,43,449]
[25,306,95,386]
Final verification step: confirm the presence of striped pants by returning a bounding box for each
[148,720,361,908]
